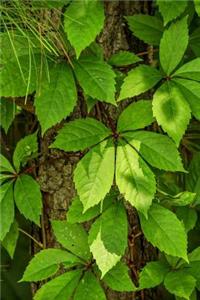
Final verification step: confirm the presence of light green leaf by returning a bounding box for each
[0,154,15,173]
[166,191,196,207]
[13,132,38,172]
[35,63,77,134]
[126,15,164,45]
[74,140,115,212]
[139,203,188,260]
[138,261,169,289]
[176,207,197,232]
[64,0,104,58]
[117,100,153,132]
[164,270,196,299]
[74,271,106,300]
[116,142,156,216]
[186,152,200,204]
[108,51,142,66]
[173,58,200,81]
[194,0,200,15]
[118,65,162,101]
[103,261,136,292]
[74,56,116,104]
[2,220,18,259]
[14,175,42,225]
[189,247,200,262]
[21,248,81,282]
[51,220,91,261]
[0,182,14,241]
[152,81,191,145]
[188,247,200,291]
[159,17,189,75]
[124,131,185,172]
[51,118,111,151]
[34,270,82,300]
[0,98,17,133]
[157,0,187,25]
[172,78,200,120]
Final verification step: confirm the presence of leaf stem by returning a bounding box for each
[19,228,43,249]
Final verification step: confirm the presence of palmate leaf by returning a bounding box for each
[51,118,111,151]
[35,63,77,135]
[139,203,188,261]
[73,56,116,104]
[116,141,156,217]
[2,220,19,259]
[118,65,162,101]
[157,0,187,25]
[74,140,115,212]
[173,58,200,81]
[64,0,104,58]
[159,17,189,75]
[152,81,191,145]
[0,98,17,133]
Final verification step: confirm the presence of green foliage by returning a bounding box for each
[157,0,188,25]
[108,51,142,66]
[2,220,19,259]
[0,98,17,133]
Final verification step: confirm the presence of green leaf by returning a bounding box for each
[190,28,200,57]
[74,140,115,212]
[103,262,136,292]
[117,100,154,132]
[74,271,106,300]
[2,220,18,259]
[67,196,100,224]
[64,0,104,58]
[186,152,200,204]
[35,63,77,134]
[51,220,91,261]
[173,58,200,81]
[0,182,14,241]
[167,191,196,207]
[152,81,191,145]
[13,132,38,172]
[176,207,197,232]
[21,248,81,282]
[172,78,200,120]
[159,17,189,75]
[116,142,156,216]
[0,98,17,133]
[157,0,187,25]
[139,203,188,260]
[164,270,196,299]
[108,51,142,66]
[118,65,162,101]
[138,261,169,289]
[74,56,116,104]
[188,247,200,291]
[14,175,42,225]
[124,131,185,172]
[0,154,15,173]
[126,15,164,45]
[34,270,82,300]
[51,118,111,151]
[194,0,200,16]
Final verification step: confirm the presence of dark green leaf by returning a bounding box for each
[2,219,18,258]
[0,98,17,133]
[0,182,14,241]
[176,207,197,232]
[186,152,200,204]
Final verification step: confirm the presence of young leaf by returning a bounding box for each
[103,262,136,292]
[0,98,17,133]
[2,220,18,259]
[73,56,116,104]
[74,140,115,212]
[117,100,154,132]
[116,142,156,216]
[164,270,196,299]
[34,270,82,300]
[21,248,81,282]
[74,271,106,300]
[159,17,189,75]
[14,175,42,225]
[0,182,14,241]
[176,207,197,232]
[167,191,196,207]
[186,152,200,204]
[51,220,91,261]
[51,118,111,151]
[152,81,191,145]
[64,0,104,58]
[139,203,188,260]
[157,0,187,25]
[108,51,142,67]
[173,78,200,120]
[35,63,77,134]
[13,132,38,172]
[0,154,15,173]
[118,65,162,101]
[126,15,164,45]
[138,261,169,289]
[124,131,185,172]
[173,58,200,81]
